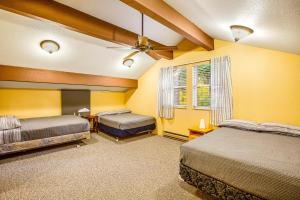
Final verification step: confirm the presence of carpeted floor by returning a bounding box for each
[0,133,212,200]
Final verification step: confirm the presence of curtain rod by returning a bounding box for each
[173,59,211,67]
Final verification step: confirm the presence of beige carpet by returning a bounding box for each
[0,133,212,200]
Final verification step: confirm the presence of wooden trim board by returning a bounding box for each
[0,65,138,88]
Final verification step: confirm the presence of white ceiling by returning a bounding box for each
[55,0,183,46]
[165,0,300,55]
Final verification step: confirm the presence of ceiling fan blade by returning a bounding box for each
[146,50,161,60]
[152,46,178,51]
[107,46,132,50]
[124,51,140,60]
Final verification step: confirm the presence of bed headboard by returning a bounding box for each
[61,90,90,116]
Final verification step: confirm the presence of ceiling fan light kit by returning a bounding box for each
[123,58,134,68]
[106,12,177,67]
[230,25,254,42]
[122,51,139,67]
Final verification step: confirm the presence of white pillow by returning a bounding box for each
[97,109,131,116]
[0,116,21,130]
[220,120,300,137]
[219,119,263,131]
[261,122,300,136]
[116,109,132,114]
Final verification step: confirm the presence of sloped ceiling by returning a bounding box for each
[1,0,299,83]
[0,0,182,80]
[0,10,153,79]
[165,0,300,55]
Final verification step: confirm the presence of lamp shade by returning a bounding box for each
[78,108,90,113]
[199,119,206,129]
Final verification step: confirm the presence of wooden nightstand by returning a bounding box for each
[82,115,99,133]
[188,127,214,140]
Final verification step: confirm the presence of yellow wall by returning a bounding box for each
[91,91,126,114]
[126,40,300,135]
[2,40,300,135]
[0,89,61,118]
[0,89,126,118]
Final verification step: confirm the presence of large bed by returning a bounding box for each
[180,122,300,200]
[97,110,156,140]
[0,115,90,155]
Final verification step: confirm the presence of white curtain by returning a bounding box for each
[157,67,174,119]
[211,56,233,125]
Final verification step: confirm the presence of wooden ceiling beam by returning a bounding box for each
[120,0,214,50]
[0,0,172,60]
[0,65,138,88]
[147,50,173,60]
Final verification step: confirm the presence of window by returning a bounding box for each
[192,63,211,109]
[173,66,187,108]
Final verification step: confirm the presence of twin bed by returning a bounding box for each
[0,115,90,155]
[97,110,156,141]
[180,121,300,200]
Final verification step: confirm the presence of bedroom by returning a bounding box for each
[0,0,299,199]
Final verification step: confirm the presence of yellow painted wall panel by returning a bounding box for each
[91,91,126,114]
[0,89,61,118]
[126,40,300,135]
[0,89,126,119]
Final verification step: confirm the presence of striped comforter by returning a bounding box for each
[0,116,21,145]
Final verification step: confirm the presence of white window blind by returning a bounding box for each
[192,63,211,109]
[173,66,187,107]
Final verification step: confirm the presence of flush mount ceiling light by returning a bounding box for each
[40,40,60,54]
[123,58,134,68]
[230,25,254,42]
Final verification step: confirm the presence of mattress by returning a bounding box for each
[20,115,90,141]
[180,127,300,200]
[99,113,155,130]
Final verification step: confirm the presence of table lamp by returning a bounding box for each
[78,108,90,117]
[199,119,206,129]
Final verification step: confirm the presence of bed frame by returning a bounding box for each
[98,123,156,141]
[0,131,90,156]
[179,162,264,200]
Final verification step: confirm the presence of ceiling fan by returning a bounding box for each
[107,13,177,67]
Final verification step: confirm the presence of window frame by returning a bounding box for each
[173,66,187,109]
[192,63,211,110]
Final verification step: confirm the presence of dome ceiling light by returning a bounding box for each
[40,40,60,54]
[230,25,254,42]
[123,58,134,68]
